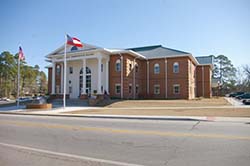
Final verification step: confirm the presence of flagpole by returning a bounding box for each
[17,54,20,108]
[63,34,67,109]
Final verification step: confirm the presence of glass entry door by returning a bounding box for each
[79,67,91,97]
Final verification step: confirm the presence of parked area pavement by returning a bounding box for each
[225,97,247,106]
[0,114,250,166]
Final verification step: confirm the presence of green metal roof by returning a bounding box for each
[126,45,190,59]
[195,56,213,65]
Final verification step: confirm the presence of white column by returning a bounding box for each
[97,57,102,94]
[60,63,64,94]
[105,59,109,94]
[82,59,86,94]
[52,62,55,94]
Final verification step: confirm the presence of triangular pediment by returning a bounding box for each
[48,43,102,55]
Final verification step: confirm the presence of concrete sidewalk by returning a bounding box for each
[1,110,250,123]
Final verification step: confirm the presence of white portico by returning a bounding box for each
[46,43,110,99]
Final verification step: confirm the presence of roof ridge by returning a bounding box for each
[126,45,162,50]
[195,55,213,58]
[161,46,190,55]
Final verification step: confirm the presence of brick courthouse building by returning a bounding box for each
[46,44,212,100]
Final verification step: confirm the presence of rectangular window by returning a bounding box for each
[101,64,103,72]
[129,84,132,94]
[69,86,72,93]
[86,75,91,94]
[135,65,138,72]
[115,60,121,72]
[154,85,160,94]
[69,67,73,74]
[154,63,160,74]
[56,65,60,75]
[173,84,180,94]
[115,84,121,94]
[136,84,139,94]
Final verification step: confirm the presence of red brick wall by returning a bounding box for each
[109,55,210,99]
[148,58,166,98]
[136,59,147,98]
[196,65,212,98]
[109,54,147,99]
[109,54,122,98]
[123,54,134,99]
[167,57,189,99]
[48,64,62,95]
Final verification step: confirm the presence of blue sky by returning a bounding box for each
[0,0,249,73]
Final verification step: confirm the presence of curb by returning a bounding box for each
[0,112,205,121]
[1,111,250,123]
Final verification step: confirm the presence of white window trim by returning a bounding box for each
[173,62,179,73]
[129,83,132,94]
[154,63,160,74]
[136,84,139,94]
[173,84,180,94]
[115,83,121,94]
[56,65,60,74]
[115,59,121,72]
[135,64,138,72]
[69,66,73,74]
[154,84,160,95]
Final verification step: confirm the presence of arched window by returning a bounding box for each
[86,67,91,74]
[154,63,160,74]
[173,62,179,73]
[80,67,91,74]
[115,59,121,72]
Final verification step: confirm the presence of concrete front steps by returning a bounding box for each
[51,99,89,107]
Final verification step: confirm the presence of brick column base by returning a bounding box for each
[80,94,88,100]
[50,94,69,100]
[96,94,104,100]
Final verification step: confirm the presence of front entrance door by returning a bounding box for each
[79,67,91,97]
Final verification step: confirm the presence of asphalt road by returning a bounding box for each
[0,114,250,166]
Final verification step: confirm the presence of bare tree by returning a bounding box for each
[243,65,250,79]
[242,65,250,91]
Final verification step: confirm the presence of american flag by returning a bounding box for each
[19,46,25,61]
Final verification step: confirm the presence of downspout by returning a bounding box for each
[165,58,168,99]
[147,60,149,96]
[119,53,123,99]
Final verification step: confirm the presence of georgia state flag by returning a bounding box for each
[66,34,83,47]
